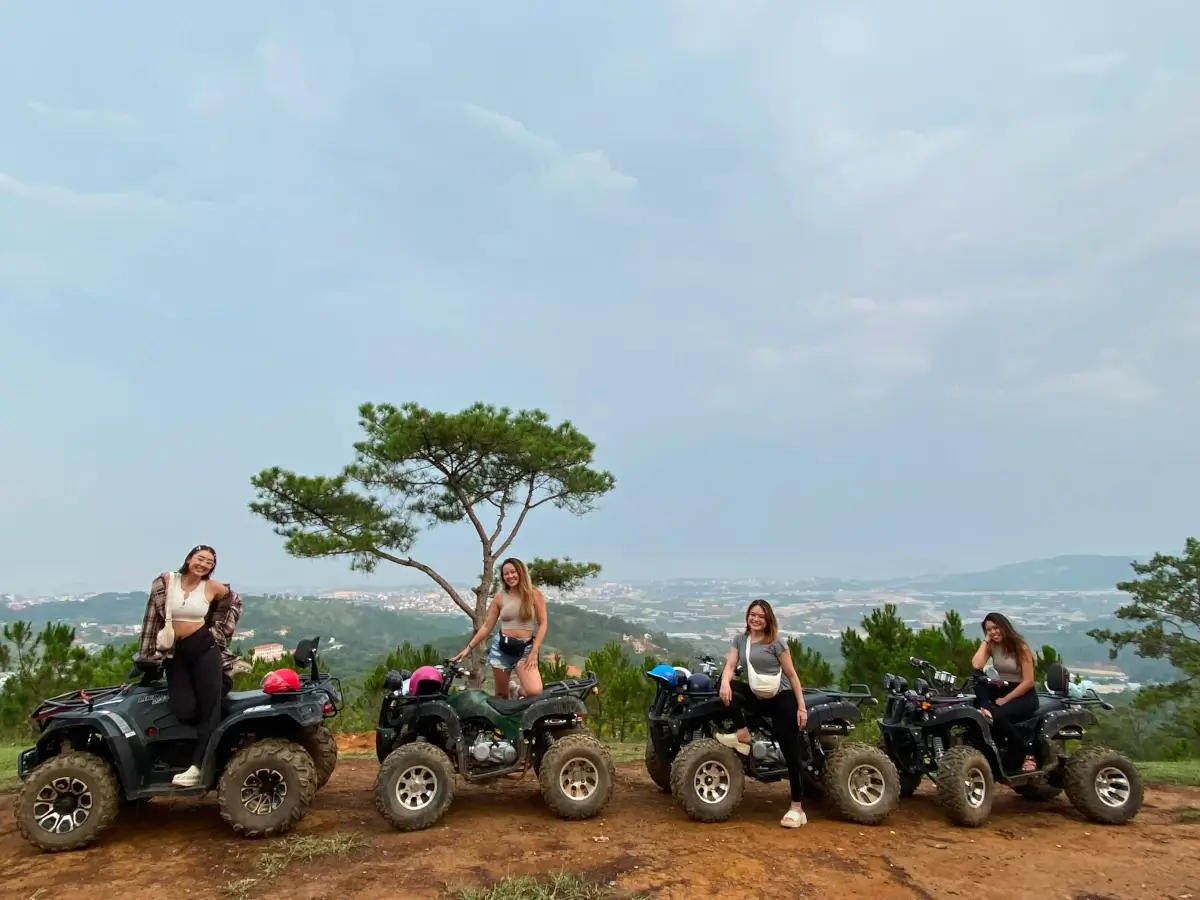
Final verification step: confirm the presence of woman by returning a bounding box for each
[971,612,1039,773]
[138,544,243,788]
[453,557,548,698]
[714,599,810,828]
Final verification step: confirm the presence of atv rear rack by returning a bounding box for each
[31,683,126,719]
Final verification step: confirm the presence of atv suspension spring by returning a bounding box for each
[931,736,945,760]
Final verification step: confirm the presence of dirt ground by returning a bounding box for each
[4,734,1199,900]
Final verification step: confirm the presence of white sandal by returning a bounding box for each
[715,732,751,756]
[781,808,807,828]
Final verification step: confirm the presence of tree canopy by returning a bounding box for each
[249,402,615,683]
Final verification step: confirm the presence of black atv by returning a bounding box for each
[878,656,1143,827]
[14,636,341,852]
[644,656,901,825]
[373,659,615,831]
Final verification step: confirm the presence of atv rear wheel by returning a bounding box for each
[15,751,121,852]
[217,738,317,838]
[935,745,994,827]
[374,742,457,832]
[539,732,615,821]
[299,724,339,790]
[875,738,921,797]
[669,737,745,823]
[821,741,899,825]
[644,738,671,793]
[1063,746,1142,824]
[1013,780,1063,802]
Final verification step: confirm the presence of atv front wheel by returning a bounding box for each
[217,738,317,838]
[374,742,457,832]
[1063,746,1142,824]
[15,751,121,852]
[935,745,994,827]
[644,738,671,793]
[821,741,900,825]
[300,724,339,790]
[669,737,745,823]
[538,732,615,821]
[1013,780,1063,802]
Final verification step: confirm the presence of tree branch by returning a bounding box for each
[373,549,474,618]
[496,474,537,559]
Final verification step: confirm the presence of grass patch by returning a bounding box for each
[603,742,644,765]
[1174,806,1200,823]
[1136,760,1200,786]
[221,832,370,899]
[0,745,22,793]
[450,874,648,900]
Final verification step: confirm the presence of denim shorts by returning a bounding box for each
[487,634,534,672]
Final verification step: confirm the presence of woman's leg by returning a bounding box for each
[187,634,224,769]
[716,682,756,750]
[165,657,198,724]
[516,645,543,697]
[767,692,806,809]
[492,667,511,697]
[991,691,1040,770]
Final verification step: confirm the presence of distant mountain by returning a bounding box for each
[895,555,1138,592]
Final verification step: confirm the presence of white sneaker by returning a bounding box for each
[172,765,202,788]
[715,732,751,756]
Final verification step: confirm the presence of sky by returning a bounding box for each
[2,2,1199,594]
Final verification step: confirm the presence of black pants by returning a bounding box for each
[727,681,807,803]
[166,628,230,767]
[973,674,1039,758]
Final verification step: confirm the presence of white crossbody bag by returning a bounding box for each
[744,635,782,699]
[155,572,177,652]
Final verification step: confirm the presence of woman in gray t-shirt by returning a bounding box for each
[715,599,811,828]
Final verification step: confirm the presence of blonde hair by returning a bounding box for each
[500,557,538,623]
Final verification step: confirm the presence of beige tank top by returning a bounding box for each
[499,590,538,633]
[989,644,1023,681]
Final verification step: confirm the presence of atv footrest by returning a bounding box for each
[139,783,209,799]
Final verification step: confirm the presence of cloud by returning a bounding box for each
[0,171,173,214]
[464,103,637,196]
[1054,51,1127,76]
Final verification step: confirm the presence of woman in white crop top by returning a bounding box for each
[453,557,548,699]
[138,544,242,788]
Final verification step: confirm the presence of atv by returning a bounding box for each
[14,636,341,852]
[645,655,901,826]
[878,656,1143,827]
[373,659,615,831]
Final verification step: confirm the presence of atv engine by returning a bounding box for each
[750,739,783,765]
[470,729,517,766]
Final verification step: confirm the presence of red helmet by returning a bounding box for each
[261,668,301,694]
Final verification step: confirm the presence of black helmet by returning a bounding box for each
[686,672,712,692]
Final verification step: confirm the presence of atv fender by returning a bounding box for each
[806,701,862,729]
[35,713,141,798]
[374,699,465,766]
[203,698,329,784]
[522,696,588,733]
[923,704,1005,771]
[1038,707,1098,739]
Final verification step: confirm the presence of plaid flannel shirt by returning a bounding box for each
[139,574,243,673]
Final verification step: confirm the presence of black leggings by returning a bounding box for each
[727,681,807,803]
[167,628,231,767]
[972,675,1039,758]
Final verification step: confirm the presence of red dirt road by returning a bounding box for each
[3,737,1199,900]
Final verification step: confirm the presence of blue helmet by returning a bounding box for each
[647,664,679,686]
[686,672,712,692]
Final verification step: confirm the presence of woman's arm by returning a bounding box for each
[207,583,242,648]
[778,644,809,726]
[530,591,548,656]
[971,640,990,671]
[998,645,1036,703]
[138,576,167,662]
[719,645,739,686]
[456,595,502,659]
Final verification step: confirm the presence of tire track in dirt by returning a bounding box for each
[3,759,1199,899]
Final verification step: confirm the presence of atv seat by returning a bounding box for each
[801,689,835,707]
[485,694,544,716]
[221,690,269,717]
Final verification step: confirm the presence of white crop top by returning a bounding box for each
[167,574,210,624]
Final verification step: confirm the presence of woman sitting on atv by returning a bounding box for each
[714,599,810,828]
[137,544,242,788]
[453,557,548,699]
[972,612,1039,773]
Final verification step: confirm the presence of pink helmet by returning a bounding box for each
[408,665,444,696]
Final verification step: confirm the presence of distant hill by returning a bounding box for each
[894,555,1138,592]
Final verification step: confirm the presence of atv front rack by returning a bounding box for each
[31,683,126,719]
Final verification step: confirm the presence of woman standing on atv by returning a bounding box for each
[138,544,242,788]
[453,557,548,699]
[714,599,810,828]
[972,612,1039,773]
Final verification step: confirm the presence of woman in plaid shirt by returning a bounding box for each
[138,544,243,787]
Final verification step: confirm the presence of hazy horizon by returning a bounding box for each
[3,3,1198,595]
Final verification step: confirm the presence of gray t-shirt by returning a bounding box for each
[730,633,791,692]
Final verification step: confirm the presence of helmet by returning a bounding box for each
[261,668,301,694]
[686,672,712,692]
[647,664,679,687]
[409,665,444,696]
[672,666,692,687]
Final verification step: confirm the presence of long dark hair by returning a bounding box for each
[983,612,1027,661]
[179,544,217,581]
[744,599,779,643]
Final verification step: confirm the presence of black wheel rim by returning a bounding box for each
[240,767,288,816]
[34,776,93,835]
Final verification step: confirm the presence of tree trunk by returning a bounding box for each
[466,555,495,689]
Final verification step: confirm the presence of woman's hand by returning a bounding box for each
[519,655,538,674]
[796,705,808,728]
[719,680,732,706]
[995,695,1008,707]
[451,647,470,663]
